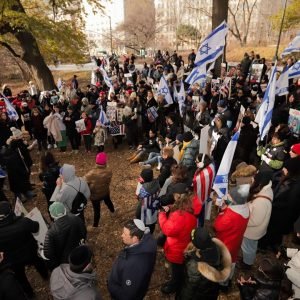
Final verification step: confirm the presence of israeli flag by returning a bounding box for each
[255,64,277,141]
[289,60,300,79]
[275,66,289,96]
[281,33,300,57]
[185,64,206,86]
[177,81,186,117]
[1,93,19,121]
[212,131,240,199]
[99,66,113,88]
[98,107,109,125]
[194,21,228,68]
[157,76,173,105]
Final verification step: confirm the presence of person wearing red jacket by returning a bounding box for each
[159,183,197,295]
[213,184,250,287]
[80,111,93,153]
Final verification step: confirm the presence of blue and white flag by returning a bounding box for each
[212,131,240,199]
[185,64,206,86]
[98,108,109,125]
[1,93,19,121]
[194,21,228,68]
[255,64,277,141]
[177,81,186,117]
[157,76,173,105]
[275,65,289,96]
[289,60,300,79]
[281,33,300,57]
[99,66,113,88]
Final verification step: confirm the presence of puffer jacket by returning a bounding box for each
[50,264,101,300]
[43,214,87,271]
[159,210,197,264]
[178,238,232,300]
[83,165,112,201]
[180,139,200,170]
[244,181,273,240]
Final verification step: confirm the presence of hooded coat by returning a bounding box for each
[50,164,91,212]
[50,264,101,300]
[108,233,157,300]
[178,238,232,300]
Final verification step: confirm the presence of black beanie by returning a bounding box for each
[69,245,92,273]
[183,131,193,142]
[140,169,153,183]
[191,227,214,250]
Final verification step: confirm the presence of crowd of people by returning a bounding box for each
[0,47,300,300]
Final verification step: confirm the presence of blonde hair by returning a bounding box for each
[163,146,174,158]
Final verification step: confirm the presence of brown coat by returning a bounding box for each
[83,165,112,201]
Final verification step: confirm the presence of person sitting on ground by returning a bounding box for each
[83,152,115,228]
[157,146,177,187]
[135,169,160,234]
[108,219,157,300]
[43,202,87,271]
[177,227,232,300]
[50,245,102,300]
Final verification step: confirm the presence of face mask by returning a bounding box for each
[251,91,257,96]
[197,162,204,169]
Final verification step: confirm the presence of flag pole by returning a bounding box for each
[274,0,288,60]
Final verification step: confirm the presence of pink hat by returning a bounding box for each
[96,152,107,165]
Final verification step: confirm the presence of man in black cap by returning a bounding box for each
[108,219,157,300]
[50,245,101,300]
[177,227,232,299]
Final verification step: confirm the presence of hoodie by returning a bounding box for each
[50,264,101,300]
[50,164,91,212]
[108,233,157,300]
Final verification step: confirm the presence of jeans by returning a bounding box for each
[91,195,115,227]
[241,237,258,265]
[143,152,162,165]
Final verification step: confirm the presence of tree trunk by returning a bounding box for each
[14,30,56,91]
[212,0,229,76]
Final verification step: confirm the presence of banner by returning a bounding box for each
[199,125,210,155]
[288,108,300,137]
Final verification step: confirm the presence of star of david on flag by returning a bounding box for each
[157,76,173,104]
[194,21,228,68]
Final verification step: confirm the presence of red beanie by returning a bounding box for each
[291,143,300,156]
[96,152,107,165]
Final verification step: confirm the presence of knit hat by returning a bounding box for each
[176,134,183,143]
[96,152,107,165]
[217,99,227,108]
[49,202,66,219]
[191,227,214,250]
[0,201,12,220]
[228,184,250,204]
[140,169,153,183]
[69,245,93,273]
[10,127,23,139]
[183,131,194,142]
[171,182,189,194]
[291,143,300,156]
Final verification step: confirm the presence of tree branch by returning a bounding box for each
[0,41,22,58]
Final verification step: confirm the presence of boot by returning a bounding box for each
[127,152,137,161]
[130,153,142,163]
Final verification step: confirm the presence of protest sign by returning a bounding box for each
[250,64,264,83]
[288,108,300,137]
[14,197,28,216]
[75,119,86,133]
[199,125,210,155]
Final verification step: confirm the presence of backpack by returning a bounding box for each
[67,179,87,215]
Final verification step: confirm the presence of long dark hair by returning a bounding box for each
[40,151,57,172]
[247,171,272,202]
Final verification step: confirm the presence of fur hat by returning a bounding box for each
[231,162,257,185]
[69,245,93,273]
[96,152,107,165]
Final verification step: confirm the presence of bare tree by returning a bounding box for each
[228,0,258,46]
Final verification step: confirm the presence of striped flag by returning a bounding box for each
[289,60,300,79]
[193,163,216,205]
[220,77,231,98]
[185,64,206,86]
[99,66,113,88]
[1,93,19,120]
[157,75,173,104]
[212,131,240,199]
[281,33,300,57]
[255,63,277,141]
[276,65,289,96]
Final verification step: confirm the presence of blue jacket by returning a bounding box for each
[108,233,157,300]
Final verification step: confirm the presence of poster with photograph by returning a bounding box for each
[75,119,86,133]
[117,108,124,122]
[106,105,117,122]
[288,108,300,137]
[250,64,264,83]
[211,78,221,91]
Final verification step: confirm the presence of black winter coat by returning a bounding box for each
[0,265,27,300]
[158,157,177,188]
[43,214,86,271]
[39,162,60,200]
[0,121,12,148]
[63,110,80,136]
[0,215,39,266]
[108,233,157,300]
